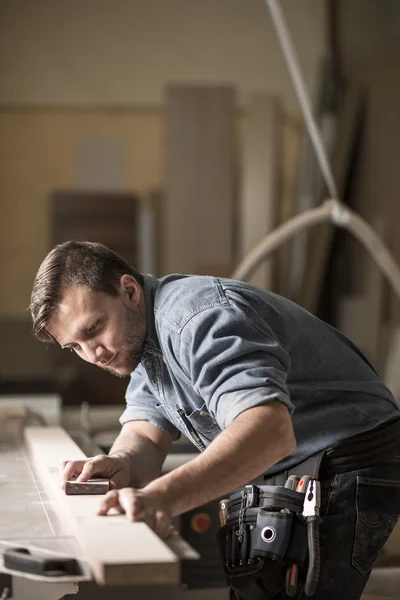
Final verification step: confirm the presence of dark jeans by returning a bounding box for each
[275,455,400,599]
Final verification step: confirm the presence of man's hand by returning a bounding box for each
[97,488,172,540]
[60,454,130,490]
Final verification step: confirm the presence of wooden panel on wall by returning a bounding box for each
[301,83,364,313]
[333,64,400,369]
[163,85,236,276]
[239,93,282,291]
[0,110,163,317]
[51,191,139,266]
[276,112,303,296]
[76,139,126,191]
[356,64,400,325]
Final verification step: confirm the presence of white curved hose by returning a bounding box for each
[232,200,400,301]
[233,202,333,281]
[233,1,400,304]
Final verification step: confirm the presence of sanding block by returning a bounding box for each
[65,475,110,495]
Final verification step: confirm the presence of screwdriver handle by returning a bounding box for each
[286,563,299,597]
[284,474,302,596]
[285,474,313,596]
[297,475,312,494]
[284,474,300,491]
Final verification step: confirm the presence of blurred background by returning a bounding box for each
[0,0,398,405]
[2,1,400,594]
[2,0,400,407]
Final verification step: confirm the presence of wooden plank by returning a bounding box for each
[24,427,180,586]
[239,93,282,290]
[337,219,384,369]
[144,188,164,277]
[361,221,385,369]
[338,295,372,358]
[276,111,302,296]
[287,60,338,303]
[138,192,158,276]
[163,85,236,276]
[51,191,139,268]
[301,83,364,313]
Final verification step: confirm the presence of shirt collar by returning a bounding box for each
[141,273,163,358]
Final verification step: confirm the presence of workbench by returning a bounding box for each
[1,402,399,600]
[0,417,200,600]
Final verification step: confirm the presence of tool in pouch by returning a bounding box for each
[217,454,324,600]
[303,478,321,596]
[285,475,311,597]
[285,475,302,597]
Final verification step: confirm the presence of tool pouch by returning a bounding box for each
[217,485,308,600]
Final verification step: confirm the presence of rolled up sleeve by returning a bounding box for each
[179,303,294,430]
[120,364,180,440]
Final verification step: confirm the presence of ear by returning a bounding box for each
[119,274,141,305]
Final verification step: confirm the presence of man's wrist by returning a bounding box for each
[108,449,132,464]
[142,478,173,513]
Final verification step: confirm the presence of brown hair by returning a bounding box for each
[30,240,144,343]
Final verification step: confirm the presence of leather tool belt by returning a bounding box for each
[217,415,400,600]
[217,450,324,600]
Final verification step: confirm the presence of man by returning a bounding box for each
[30,240,400,599]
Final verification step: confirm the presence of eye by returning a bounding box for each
[87,321,100,334]
[66,343,79,352]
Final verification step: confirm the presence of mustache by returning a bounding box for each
[97,310,147,378]
[101,330,145,378]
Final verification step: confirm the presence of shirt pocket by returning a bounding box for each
[352,475,400,576]
[186,405,221,435]
[154,401,181,431]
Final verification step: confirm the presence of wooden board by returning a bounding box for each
[239,93,282,290]
[51,191,140,268]
[163,85,236,276]
[337,220,384,369]
[276,112,302,296]
[24,427,180,586]
[286,60,338,303]
[139,190,162,276]
[301,83,364,312]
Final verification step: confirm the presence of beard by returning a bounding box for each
[102,304,146,378]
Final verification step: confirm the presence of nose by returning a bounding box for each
[84,343,106,365]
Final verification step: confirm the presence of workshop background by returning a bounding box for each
[2,0,400,397]
[1,1,400,598]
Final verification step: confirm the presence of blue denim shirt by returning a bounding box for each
[120,274,399,475]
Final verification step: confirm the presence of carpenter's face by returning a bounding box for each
[47,276,146,378]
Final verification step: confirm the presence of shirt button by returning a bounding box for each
[199,411,208,417]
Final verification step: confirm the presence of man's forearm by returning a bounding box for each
[109,428,165,488]
[144,402,296,516]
